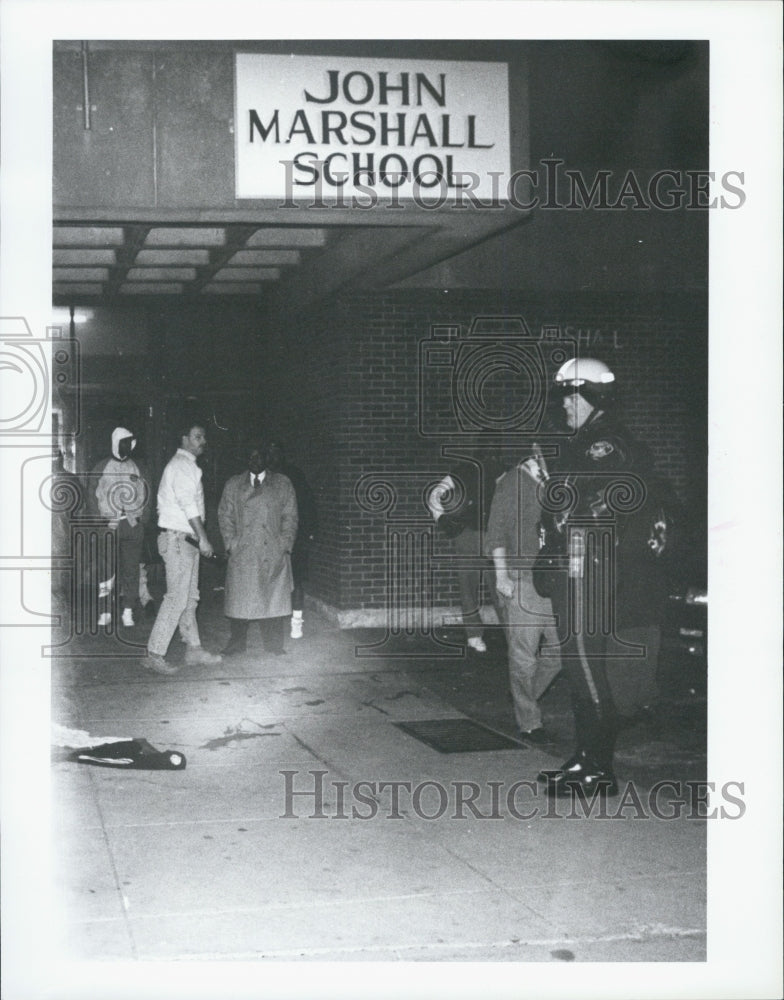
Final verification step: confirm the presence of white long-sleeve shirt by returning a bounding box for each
[156,448,205,534]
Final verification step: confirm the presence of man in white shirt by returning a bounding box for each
[144,422,222,675]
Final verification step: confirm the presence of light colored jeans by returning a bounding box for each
[500,573,562,732]
[147,530,201,656]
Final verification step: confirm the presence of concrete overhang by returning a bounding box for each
[52,203,532,313]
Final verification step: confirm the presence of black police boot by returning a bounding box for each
[547,717,619,797]
[537,748,592,786]
[222,618,248,656]
[540,752,618,797]
[538,698,596,784]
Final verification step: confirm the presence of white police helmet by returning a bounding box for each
[554,358,616,387]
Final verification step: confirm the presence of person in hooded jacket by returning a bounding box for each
[87,426,151,628]
[218,440,298,656]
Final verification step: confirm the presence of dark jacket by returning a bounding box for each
[433,453,507,538]
[546,410,669,627]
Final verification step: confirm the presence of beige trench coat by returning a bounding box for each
[217,471,298,619]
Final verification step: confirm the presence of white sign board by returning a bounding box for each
[235,54,511,202]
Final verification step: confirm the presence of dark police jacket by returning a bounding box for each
[541,409,670,628]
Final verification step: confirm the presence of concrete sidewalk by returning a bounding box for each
[50,600,706,966]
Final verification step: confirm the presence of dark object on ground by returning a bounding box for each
[69,738,186,770]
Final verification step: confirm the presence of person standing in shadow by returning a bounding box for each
[265,441,318,640]
[427,447,507,654]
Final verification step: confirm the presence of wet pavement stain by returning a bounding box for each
[304,699,325,706]
[201,729,281,750]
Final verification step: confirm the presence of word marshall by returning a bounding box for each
[280,771,746,821]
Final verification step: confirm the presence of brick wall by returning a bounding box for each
[259,300,349,609]
[261,288,707,615]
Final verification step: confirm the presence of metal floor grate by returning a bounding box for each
[393,718,523,754]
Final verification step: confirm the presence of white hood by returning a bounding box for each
[111,426,136,460]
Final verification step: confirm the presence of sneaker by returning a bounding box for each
[97,612,111,628]
[143,653,179,676]
[121,608,135,627]
[290,617,303,639]
[467,636,487,653]
[184,645,223,666]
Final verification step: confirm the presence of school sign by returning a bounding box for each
[235,54,512,202]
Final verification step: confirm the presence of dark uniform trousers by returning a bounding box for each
[549,523,620,772]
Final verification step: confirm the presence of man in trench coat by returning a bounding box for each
[218,442,298,655]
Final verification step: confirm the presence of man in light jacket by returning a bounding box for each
[218,441,298,656]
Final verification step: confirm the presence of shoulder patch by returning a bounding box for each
[588,440,615,460]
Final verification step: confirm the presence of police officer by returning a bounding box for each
[536,358,669,797]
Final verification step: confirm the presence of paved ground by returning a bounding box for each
[49,582,709,978]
